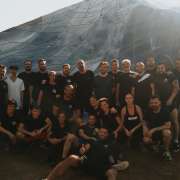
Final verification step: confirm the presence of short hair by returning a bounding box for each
[150,95,161,101]
[121,59,131,65]
[63,64,71,69]
[38,58,46,64]
[99,60,109,67]
[9,65,18,70]
[0,64,6,69]
[7,99,17,107]
[24,59,32,64]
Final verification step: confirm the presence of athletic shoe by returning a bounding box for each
[112,161,129,171]
[162,151,172,161]
[173,142,180,152]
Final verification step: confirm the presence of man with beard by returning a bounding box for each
[0,64,8,118]
[173,58,180,108]
[43,128,129,180]
[143,96,172,160]
[73,59,94,113]
[135,62,155,110]
[154,63,180,152]
[94,60,113,100]
[57,64,73,95]
[116,59,136,107]
[32,59,48,103]
[145,55,157,77]
[18,60,34,114]
[109,59,122,106]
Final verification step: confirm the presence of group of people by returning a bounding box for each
[0,56,180,180]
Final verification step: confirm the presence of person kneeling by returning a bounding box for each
[143,96,172,160]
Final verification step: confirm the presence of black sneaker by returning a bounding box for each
[173,142,180,152]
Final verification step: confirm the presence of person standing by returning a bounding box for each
[73,59,94,113]
[0,64,8,118]
[5,65,24,111]
[18,60,34,114]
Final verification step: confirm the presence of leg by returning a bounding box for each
[62,134,77,159]
[162,129,172,152]
[47,155,81,180]
[106,168,118,180]
[171,108,179,142]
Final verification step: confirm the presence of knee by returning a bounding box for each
[162,129,171,138]
[143,137,151,144]
[67,155,80,165]
[106,169,118,178]
[66,134,76,142]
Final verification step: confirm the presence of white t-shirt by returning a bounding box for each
[5,76,25,109]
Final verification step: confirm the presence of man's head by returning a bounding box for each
[58,112,66,125]
[149,96,161,111]
[31,105,41,119]
[175,58,180,71]
[157,63,166,74]
[136,62,145,74]
[24,59,32,72]
[48,71,56,82]
[146,55,156,70]
[89,96,98,108]
[88,114,96,126]
[64,84,74,97]
[9,65,18,77]
[98,128,109,140]
[99,98,110,112]
[6,100,16,115]
[99,60,109,75]
[111,59,119,73]
[0,64,6,79]
[38,58,47,72]
[121,59,131,73]
[77,59,86,72]
[52,102,60,116]
[63,64,71,76]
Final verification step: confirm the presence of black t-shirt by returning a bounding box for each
[59,96,75,118]
[135,73,153,106]
[40,82,59,101]
[46,112,58,126]
[117,72,136,97]
[94,74,113,99]
[57,74,73,94]
[24,115,45,132]
[50,123,69,139]
[0,113,21,134]
[88,107,100,119]
[145,107,170,129]
[32,71,48,99]
[73,70,94,99]
[98,112,118,132]
[82,138,113,176]
[18,71,34,95]
[80,124,98,138]
[154,72,177,102]
[0,80,8,114]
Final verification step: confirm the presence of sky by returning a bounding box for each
[0,0,83,32]
[0,0,180,32]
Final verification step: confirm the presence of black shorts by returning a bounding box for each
[80,155,110,178]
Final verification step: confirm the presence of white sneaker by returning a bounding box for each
[112,161,129,171]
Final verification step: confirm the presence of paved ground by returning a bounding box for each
[0,146,180,180]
